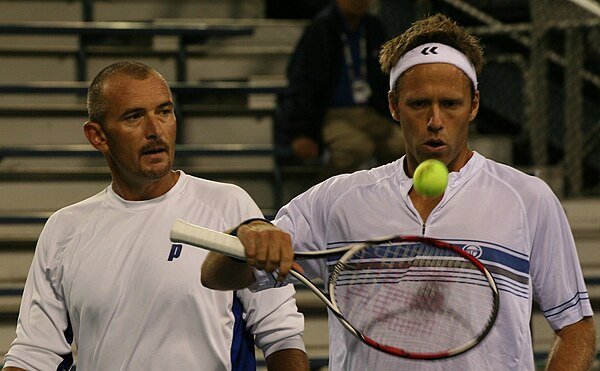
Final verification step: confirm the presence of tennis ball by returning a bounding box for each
[413,159,449,197]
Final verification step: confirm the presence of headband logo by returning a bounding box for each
[420,46,438,55]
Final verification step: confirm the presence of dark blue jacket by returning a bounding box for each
[275,3,391,148]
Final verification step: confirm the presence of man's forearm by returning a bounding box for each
[201,251,255,290]
[265,349,309,371]
[545,316,596,371]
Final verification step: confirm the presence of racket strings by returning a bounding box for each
[331,241,496,355]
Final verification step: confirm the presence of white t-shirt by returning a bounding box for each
[4,171,305,371]
[273,152,593,371]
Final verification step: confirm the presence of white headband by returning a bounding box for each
[389,43,478,91]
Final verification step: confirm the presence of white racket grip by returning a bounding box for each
[170,219,246,260]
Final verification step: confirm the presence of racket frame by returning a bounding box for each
[327,235,500,359]
[170,219,500,360]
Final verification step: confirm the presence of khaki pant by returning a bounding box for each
[322,106,404,176]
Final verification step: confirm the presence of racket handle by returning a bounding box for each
[170,219,246,259]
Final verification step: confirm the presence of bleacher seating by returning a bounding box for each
[0,1,599,370]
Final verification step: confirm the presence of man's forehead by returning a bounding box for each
[103,73,170,99]
[101,74,172,117]
[104,71,162,89]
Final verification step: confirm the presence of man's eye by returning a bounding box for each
[126,113,141,121]
[442,100,460,108]
[409,101,427,108]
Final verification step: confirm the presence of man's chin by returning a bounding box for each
[141,163,172,180]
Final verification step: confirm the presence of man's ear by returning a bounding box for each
[388,91,400,121]
[83,121,108,152]
[469,90,480,122]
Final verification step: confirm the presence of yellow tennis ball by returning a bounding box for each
[413,159,449,197]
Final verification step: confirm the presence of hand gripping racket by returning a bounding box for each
[170,219,499,360]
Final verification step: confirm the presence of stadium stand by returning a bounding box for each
[0,1,599,370]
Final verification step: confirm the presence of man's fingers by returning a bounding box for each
[253,235,268,271]
[250,228,280,272]
[277,233,294,281]
[236,222,294,278]
[291,262,304,274]
[241,227,258,268]
[264,239,281,273]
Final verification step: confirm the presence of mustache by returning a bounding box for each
[140,139,169,154]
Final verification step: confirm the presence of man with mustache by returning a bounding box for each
[2,61,308,371]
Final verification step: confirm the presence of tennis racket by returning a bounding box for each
[170,219,499,360]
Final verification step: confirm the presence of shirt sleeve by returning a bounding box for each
[237,285,306,358]
[529,185,594,330]
[273,179,338,281]
[3,216,74,370]
[224,184,306,356]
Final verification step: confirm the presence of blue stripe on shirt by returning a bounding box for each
[543,291,591,318]
[231,292,256,370]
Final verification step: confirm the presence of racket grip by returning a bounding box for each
[170,219,247,260]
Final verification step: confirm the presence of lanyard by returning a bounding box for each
[340,29,367,83]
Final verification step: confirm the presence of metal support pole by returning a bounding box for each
[82,0,94,21]
[527,0,549,167]
[176,38,188,135]
[77,0,94,81]
[177,37,187,82]
[564,27,584,195]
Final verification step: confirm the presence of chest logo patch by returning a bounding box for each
[168,244,183,261]
[462,244,483,259]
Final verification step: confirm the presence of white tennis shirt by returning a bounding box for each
[4,172,305,371]
[273,152,592,371]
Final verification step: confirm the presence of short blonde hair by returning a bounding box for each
[380,13,483,92]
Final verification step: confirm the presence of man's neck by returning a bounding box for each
[111,170,179,201]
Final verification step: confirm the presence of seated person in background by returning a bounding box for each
[275,0,404,177]
[2,61,308,371]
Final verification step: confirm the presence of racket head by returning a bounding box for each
[328,235,499,360]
